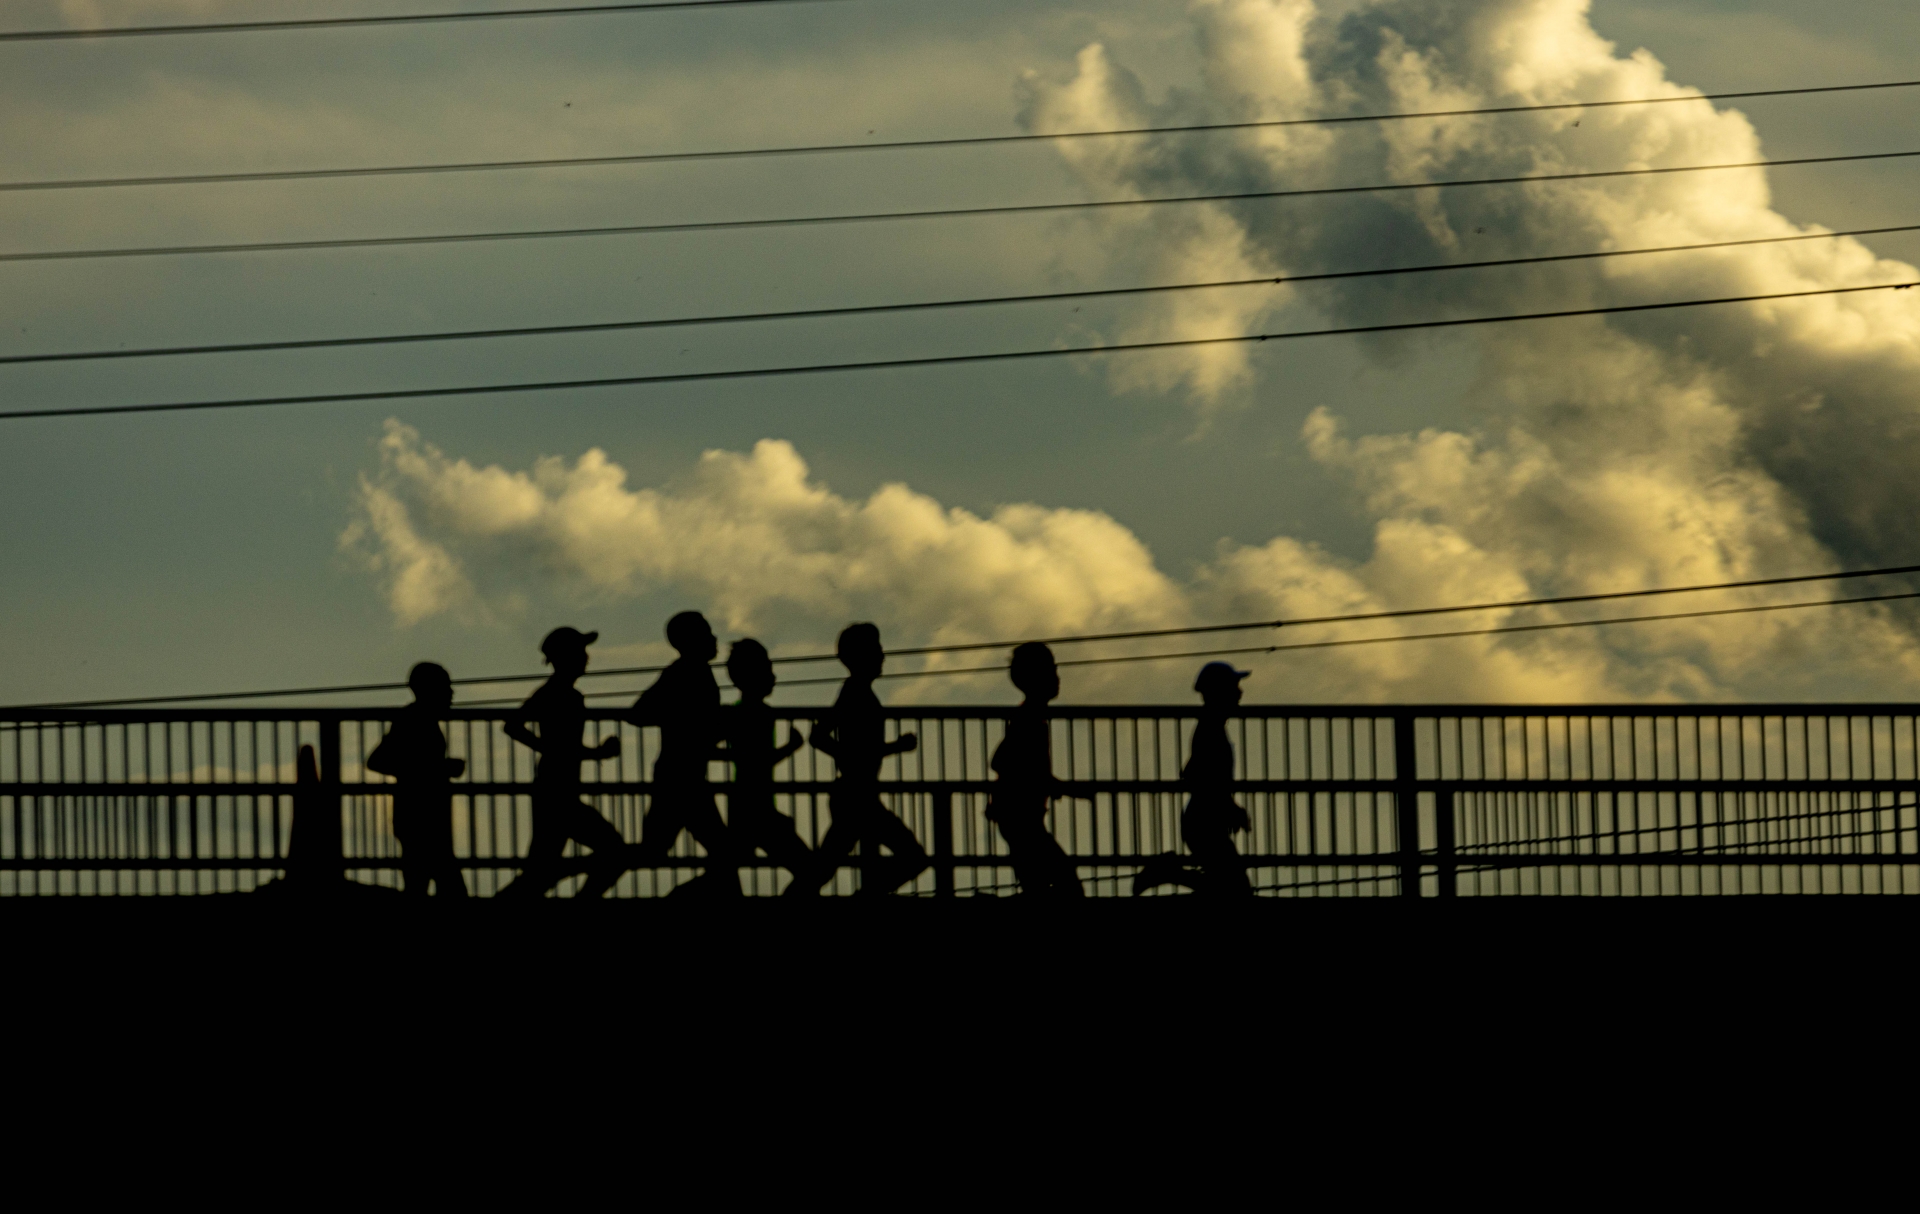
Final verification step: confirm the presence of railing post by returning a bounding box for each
[935,791,956,897]
[1434,789,1456,898]
[319,721,343,877]
[1393,711,1423,899]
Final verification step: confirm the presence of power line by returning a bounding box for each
[469,589,1920,703]
[3,278,1912,422]
[855,562,1920,658]
[0,2,848,43]
[606,558,1920,674]
[9,80,1917,192]
[19,561,1920,709]
[5,148,1915,265]
[9,224,1914,367]
[1045,590,1920,672]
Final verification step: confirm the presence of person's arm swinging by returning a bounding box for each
[365,730,401,778]
[502,713,543,754]
[805,718,839,759]
[773,727,804,763]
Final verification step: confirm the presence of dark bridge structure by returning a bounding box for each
[4,704,1917,898]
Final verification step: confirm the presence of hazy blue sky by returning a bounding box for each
[4,0,1919,708]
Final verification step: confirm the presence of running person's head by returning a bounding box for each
[836,622,884,682]
[666,610,718,662]
[1193,660,1248,710]
[1009,642,1059,705]
[540,626,598,681]
[407,661,454,712]
[727,638,776,703]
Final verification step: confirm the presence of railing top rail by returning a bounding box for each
[2,701,1919,724]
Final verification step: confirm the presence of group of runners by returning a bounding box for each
[366,611,1253,898]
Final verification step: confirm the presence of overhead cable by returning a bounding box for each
[3,279,1913,422]
[0,2,848,42]
[4,148,1915,265]
[8,224,1915,366]
[517,589,1920,701]
[8,80,1918,192]
[19,562,1920,709]
[1041,590,1920,673]
[835,561,1920,658]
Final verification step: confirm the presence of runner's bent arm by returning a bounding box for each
[365,732,399,777]
[805,719,839,758]
[502,713,543,752]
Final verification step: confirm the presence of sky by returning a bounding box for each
[3,0,1920,709]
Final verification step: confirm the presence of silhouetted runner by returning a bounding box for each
[719,638,813,892]
[1132,662,1253,896]
[794,623,928,896]
[987,643,1083,897]
[627,611,738,896]
[366,662,469,898]
[498,627,629,899]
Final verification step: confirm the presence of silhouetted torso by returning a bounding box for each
[987,707,1050,825]
[371,707,455,828]
[366,704,467,897]
[638,656,720,784]
[1182,715,1250,838]
[725,700,782,793]
[623,651,736,891]
[522,678,593,786]
[820,683,888,782]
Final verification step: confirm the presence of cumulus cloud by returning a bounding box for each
[338,476,474,628]
[348,415,1920,702]
[347,0,1920,703]
[1011,0,1920,697]
[347,421,1187,653]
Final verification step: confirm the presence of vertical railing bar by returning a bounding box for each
[1393,709,1419,899]
[320,716,342,885]
[1435,718,1455,898]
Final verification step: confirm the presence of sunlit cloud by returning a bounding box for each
[348,0,1920,703]
[350,411,1920,703]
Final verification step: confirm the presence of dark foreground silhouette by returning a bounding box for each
[987,643,1085,897]
[265,619,1258,900]
[625,611,738,897]
[255,742,399,900]
[722,638,814,891]
[791,623,928,896]
[365,662,469,898]
[1132,661,1253,897]
[497,627,629,899]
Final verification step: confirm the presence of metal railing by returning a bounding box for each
[3,704,1917,897]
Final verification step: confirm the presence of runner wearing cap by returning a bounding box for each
[1132,661,1253,896]
[497,627,631,899]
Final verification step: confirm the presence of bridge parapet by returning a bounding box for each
[4,704,1916,897]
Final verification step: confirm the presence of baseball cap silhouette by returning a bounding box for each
[540,626,599,662]
[1194,661,1249,693]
